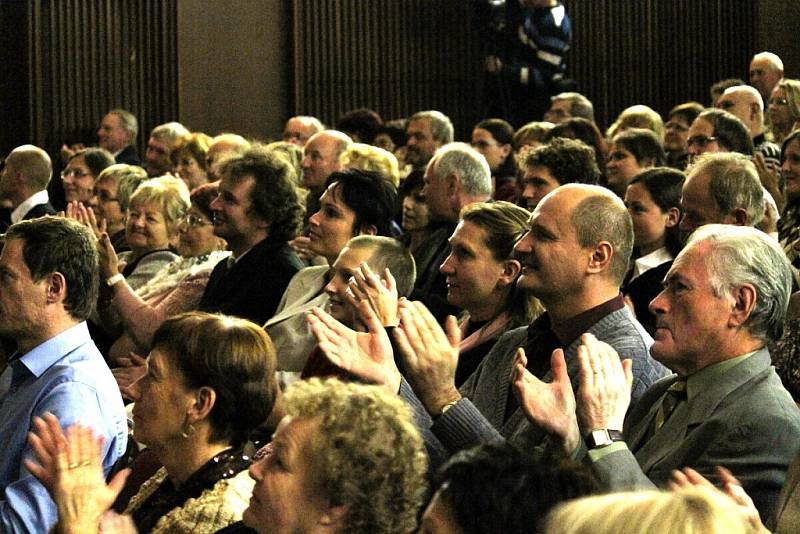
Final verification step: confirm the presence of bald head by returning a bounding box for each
[283,116,324,147]
[749,52,784,102]
[0,145,53,205]
[717,85,765,137]
[301,130,353,192]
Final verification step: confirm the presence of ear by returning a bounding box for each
[731,207,749,226]
[664,207,681,228]
[640,157,655,169]
[497,259,522,288]
[586,241,614,275]
[357,225,378,236]
[188,386,217,422]
[446,173,459,196]
[727,283,757,329]
[318,504,349,530]
[749,102,760,122]
[45,272,68,305]
[500,143,512,159]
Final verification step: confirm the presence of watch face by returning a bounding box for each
[590,429,611,448]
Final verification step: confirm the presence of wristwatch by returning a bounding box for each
[585,429,624,450]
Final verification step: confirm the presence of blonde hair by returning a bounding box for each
[607,104,665,141]
[545,487,759,534]
[128,176,190,236]
[283,378,428,534]
[340,142,400,186]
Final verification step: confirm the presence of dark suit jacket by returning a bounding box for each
[591,348,800,520]
[198,237,304,325]
[23,202,57,220]
[114,145,141,166]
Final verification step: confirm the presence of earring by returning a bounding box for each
[181,423,196,439]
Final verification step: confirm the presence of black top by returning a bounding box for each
[199,237,304,325]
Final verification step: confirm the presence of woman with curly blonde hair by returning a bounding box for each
[243,378,428,534]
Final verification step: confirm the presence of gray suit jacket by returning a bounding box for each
[264,265,329,372]
[591,348,800,520]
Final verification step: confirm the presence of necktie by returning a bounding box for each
[654,378,687,431]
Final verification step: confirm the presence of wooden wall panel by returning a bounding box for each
[26,0,178,155]
[293,0,758,136]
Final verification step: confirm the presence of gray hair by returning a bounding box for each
[551,92,595,122]
[752,51,784,72]
[431,142,491,197]
[689,153,763,226]
[722,85,764,112]
[293,115,325,132]
[684,224,792,341]
[108,109,139,140]
[409,110,454,144]
[150,122,190,147]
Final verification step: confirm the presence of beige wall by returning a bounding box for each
[177,0,291,141]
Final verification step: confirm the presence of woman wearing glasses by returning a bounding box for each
[62,147,115,206]
[103,181,229,366]
[768,78,800,145]
[93,163,148,253]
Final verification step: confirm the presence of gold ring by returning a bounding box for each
[68,462,80,469]
[81,460,92,467]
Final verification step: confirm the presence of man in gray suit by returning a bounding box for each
[515,224,800,520]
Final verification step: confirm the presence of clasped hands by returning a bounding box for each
[512,333,633,453]
[307,262,461,414]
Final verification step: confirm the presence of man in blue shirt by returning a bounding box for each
[0,217,128,533]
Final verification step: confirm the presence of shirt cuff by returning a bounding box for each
[587,441,629,462]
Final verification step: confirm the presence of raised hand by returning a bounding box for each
[669,466,765,532]
[512,347,580,453]
[25,415,130,534]
[394,300,461,415]
[307,303,401,393]
[346,263,399,327]
[575,333,632,434]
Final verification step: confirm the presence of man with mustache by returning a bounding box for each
[405,111,454,172]
[515,224,800,521]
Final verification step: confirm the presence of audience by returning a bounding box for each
[8,37,800,534]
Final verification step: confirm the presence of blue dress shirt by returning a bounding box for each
[0,322,128,533]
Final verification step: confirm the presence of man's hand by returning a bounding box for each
[669,466,765,532]
[346,263,400,327]
[394,300,461,415]
[513,348,581,453]
[576,333,632,434]
[307,304,401,393]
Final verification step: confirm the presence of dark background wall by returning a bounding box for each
[1,0,798,158]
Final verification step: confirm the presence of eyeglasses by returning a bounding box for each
[687,135,718,149]
[61,168,92,179]
[96,192,119,203]
[180,213,212,227]
[769,97,789,106]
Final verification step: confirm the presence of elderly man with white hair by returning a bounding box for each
[717,85,781,171]
[515,223,800,521]
[750,51,785,104]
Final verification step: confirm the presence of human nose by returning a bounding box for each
[514,231,532,253]
[209,194,222,211]
[439,253,455,274]
[648,289,668,316]
[301,155,311,168]
[248,457,265,482]
[308,209,321,227]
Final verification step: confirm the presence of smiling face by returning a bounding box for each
[782,137,800,203]
[439,220,510,319]
[301,133,343,192]
[209,175,266,255]
[648,242,734,375]
[243,416,330,534]
[768,86,793,130]
[323,245,375,323]
[686,118,722,162]
[145,136,173,176]
[173,149,209,190]
[0,238,49,351]
[125,200,172,256]
[308,183,358,265]
[61,155,96,204]
[513,188,591,304]
[177,205,219,258]
[130,347,196,449]
[97,113,131,154]
[94,177,125,234]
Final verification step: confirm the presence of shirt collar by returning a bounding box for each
[685,349,758,401]
[10,190,50,224]
[546,294,626,346]
[18,322,92,378]
[632,247,673,280]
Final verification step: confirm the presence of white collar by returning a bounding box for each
[11,190,50,224]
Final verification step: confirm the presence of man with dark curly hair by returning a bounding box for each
[199,145,305,324]
[520,137,600,210]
